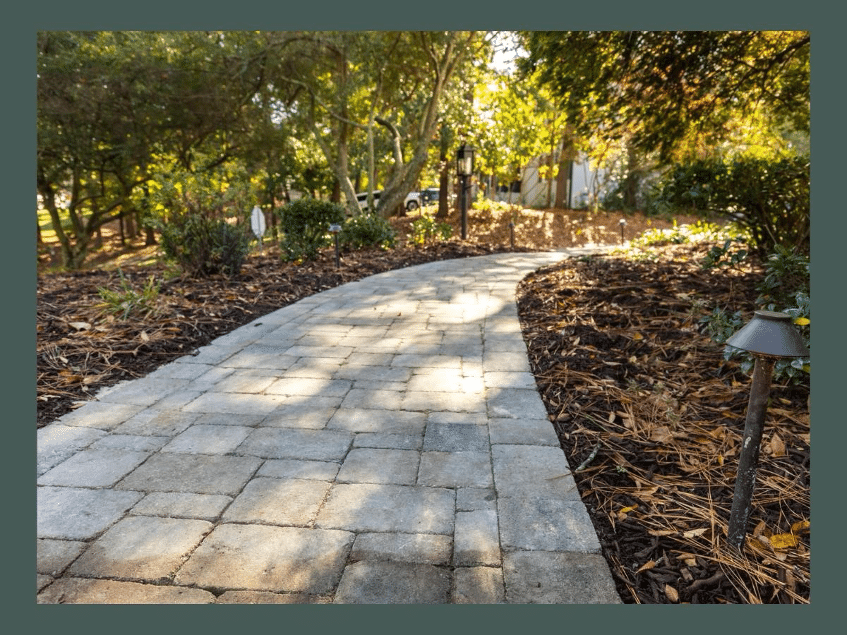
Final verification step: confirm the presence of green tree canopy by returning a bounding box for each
[519,31,810,163]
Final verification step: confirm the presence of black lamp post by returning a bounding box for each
[456,144,475,240]
[724,310,809,551]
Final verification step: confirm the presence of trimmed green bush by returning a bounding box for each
[276,197,346,261]
[338,212,396,250]
[159,213,250,277]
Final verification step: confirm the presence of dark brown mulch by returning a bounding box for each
[36,241,525,428]
[516,242,810,604]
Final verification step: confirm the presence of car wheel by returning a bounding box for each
[406,201,419,211]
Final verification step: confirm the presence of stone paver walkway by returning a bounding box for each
[37,250,621,604]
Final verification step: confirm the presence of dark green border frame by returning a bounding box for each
[19,0,834,627]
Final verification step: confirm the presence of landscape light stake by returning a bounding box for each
[329,223,342,269]
[619,218,626,244]
[724,310,808,551]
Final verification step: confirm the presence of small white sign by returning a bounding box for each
[250,205,266,239]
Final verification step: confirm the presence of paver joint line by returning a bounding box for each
[37,251,620,604]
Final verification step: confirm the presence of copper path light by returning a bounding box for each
[724,310,809,551]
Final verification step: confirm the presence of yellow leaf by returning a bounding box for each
[58,370,84,384]
[791,520,810,535]
[632,332,644,340]
[620,505,638,514]
[769,533,798,549]
[793,317,810,326]
[665,584,679,603]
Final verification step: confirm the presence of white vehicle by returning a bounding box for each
[355,190,420,212]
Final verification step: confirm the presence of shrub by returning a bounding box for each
[159,213,250,277]
[409,215,453,246]
[653,154,810,255]
[276,197,346,261]
[473,194,513,214]
[338,212,396,251]
[625,220,743,252]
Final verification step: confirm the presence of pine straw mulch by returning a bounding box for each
[516,242,810,604]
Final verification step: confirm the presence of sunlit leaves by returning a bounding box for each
[519,31,809,164]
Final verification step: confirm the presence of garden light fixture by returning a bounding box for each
[456,144,475,240]
[724,310,809,551]
[619,218,626,244]
[329,223,342,268]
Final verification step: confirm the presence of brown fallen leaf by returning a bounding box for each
[665,584,679,603]
[769,432,786,457]
[636,560,656,574]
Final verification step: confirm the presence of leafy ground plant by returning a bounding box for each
[96,270,161,320]
[711,247,810,383]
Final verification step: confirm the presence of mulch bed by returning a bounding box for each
[36,212,810,604]
[516,242,810,603]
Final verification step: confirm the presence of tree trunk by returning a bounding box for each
[126,209,137,239]
[556,125,578,209]
[622,141,640,210]
[117,208,125,246]
[437,164,450,219]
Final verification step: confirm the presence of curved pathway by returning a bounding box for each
[37,250,620,604]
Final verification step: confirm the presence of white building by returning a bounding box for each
[489,151,615,210]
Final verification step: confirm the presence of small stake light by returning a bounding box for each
[329,223,342,268]
[619,218,626,244]
[724,310,809,551]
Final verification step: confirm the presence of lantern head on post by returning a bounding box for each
[456,143,475,177]
[724,310,808,551]
[725,310,809,359]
